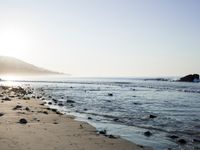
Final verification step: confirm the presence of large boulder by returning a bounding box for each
[179,74,199,82]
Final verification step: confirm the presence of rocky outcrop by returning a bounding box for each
[179,74,199,82]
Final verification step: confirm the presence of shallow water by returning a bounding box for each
[1,77,200,150]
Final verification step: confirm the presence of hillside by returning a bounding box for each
[0,56,61,75]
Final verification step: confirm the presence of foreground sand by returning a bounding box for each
[0,86,151,150]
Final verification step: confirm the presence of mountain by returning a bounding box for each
[0,56,62,75]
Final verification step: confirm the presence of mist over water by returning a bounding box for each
[1,76,200,150]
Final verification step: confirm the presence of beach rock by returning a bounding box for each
[2,97,11,101]
[108,93,113,96]
[43,111,48,115]
[58,103,64,106]
[168,135,179,139]
[25,107,30,111]
[113,118,119,122]
[0,113,4,117]
[40,102,46,106]
[179,74,199,82]
[144,131,152,137]
[99,130,107,135]
[52,98,58,103]
[19,118,28,124]
[83,108,88,111]
[66,100,75,103]
[107,134,117,139]
[193,138,200,143]
[88,117,92,120]
[48,102,52,105]
[149,114,157,119]
[13,105,22,110]
[177,139,187,144]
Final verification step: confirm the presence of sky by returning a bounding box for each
[0,0,199,77]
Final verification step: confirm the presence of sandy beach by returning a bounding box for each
[0,85,151,150]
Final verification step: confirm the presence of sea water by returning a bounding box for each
[1,77,200,150]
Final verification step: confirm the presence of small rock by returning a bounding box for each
[193,138,200,143]
[168,135,179,139]
[13,105,22,110]
[40,102,46,106]
[99,130,107,135]
[177,139,187,144]
[149,114,157,119]
[144,131,152,137]
[43,111,48,115]
[48,102,52,105]
[108,93,113,96]
[52,98,58,103]
[83,108,88,111]
[67,100,75,103]
[19,118,28,124]
[108,135,117,139]
[0,113,4,117]
[88,117,92,120]
[113,118,119,122]
[2,97,11,101]
[25,107,30,111]
[58,103,64,107]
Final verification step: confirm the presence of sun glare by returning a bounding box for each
[0,27,30,58]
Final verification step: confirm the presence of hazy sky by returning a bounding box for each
[0,0,199,77]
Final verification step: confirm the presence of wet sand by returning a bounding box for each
[0,86,152,150]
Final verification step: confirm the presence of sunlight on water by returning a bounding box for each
[0,75,22,86]
[1,75,23,81]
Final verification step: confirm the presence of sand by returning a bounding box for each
[0,86,152,150]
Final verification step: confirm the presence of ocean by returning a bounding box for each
[1,76,200,150]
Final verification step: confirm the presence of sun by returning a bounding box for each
[0,27,30,58]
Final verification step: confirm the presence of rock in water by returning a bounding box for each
[144,131,152,137]
[179,74,199,82]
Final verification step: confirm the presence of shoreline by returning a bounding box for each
[0,85,152,150]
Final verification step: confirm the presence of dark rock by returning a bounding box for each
[58,103,64,106]
[107,134,117,139]
[113,118,119,122]
[168,135,179,139]
[2,97,11,101]
[51,108,57,112]
[144,131,152,137]
[43,111,48,115]
[177,139,187,144]
[149,114,157,119]
[56,111,63,115]
[48,102,52,105]
[0,113,4,117]
[99,130,107,135]
[25,107,30,111]
[179,74,199,82]
[40,102,46,106]
[83,108,88,111]
[108,93,113,96]
[133,102,141,105]
[88,117,92,120]
[19,118,28,124]
[23,97,30,100]
[13,105,22,110]
[67,100,75,103]
[193,138,200,143]
[52,98,58,103]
